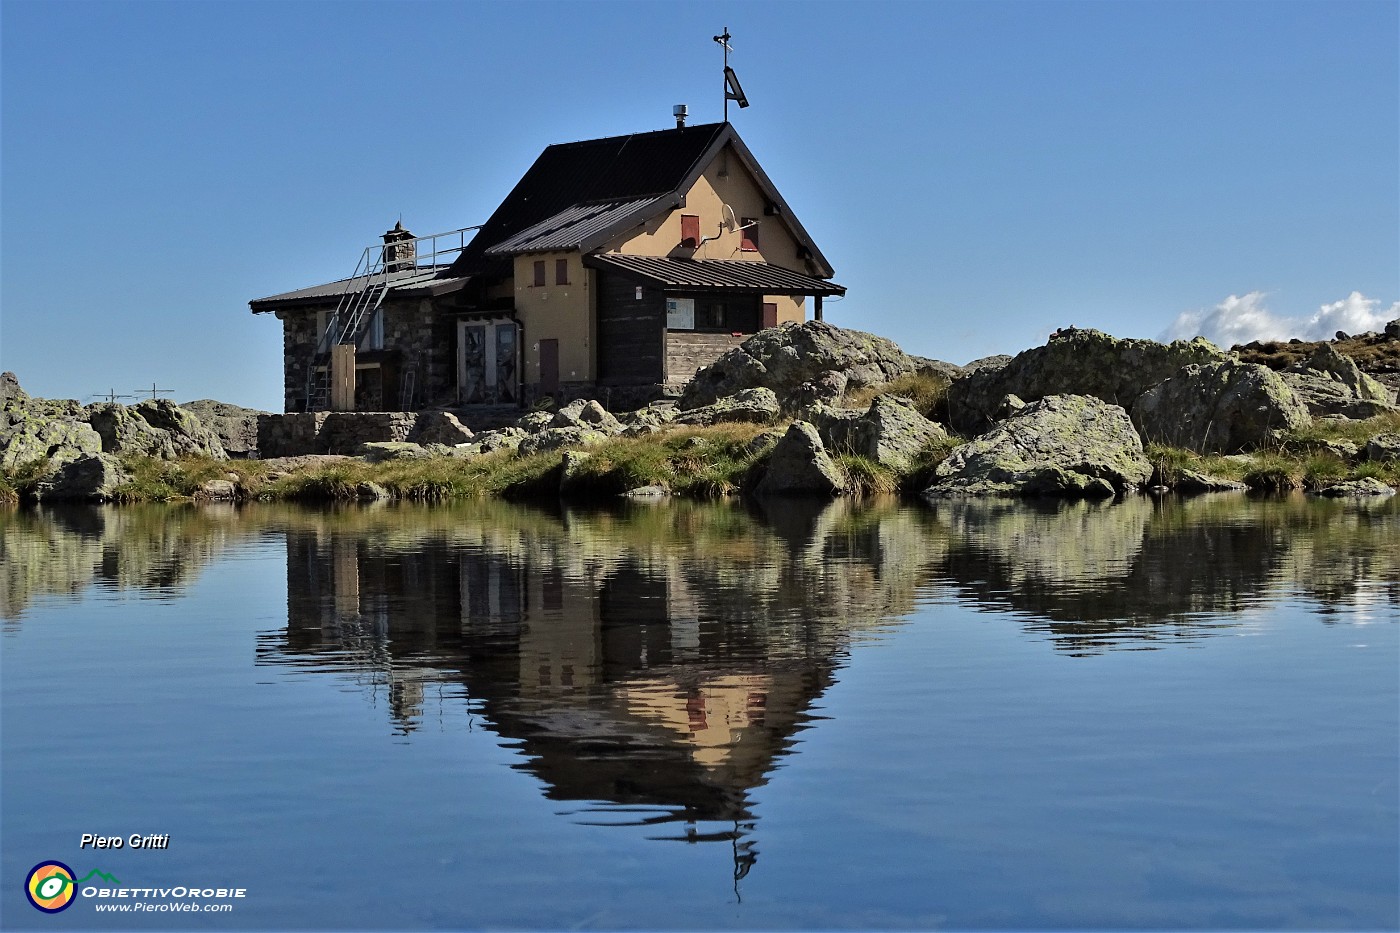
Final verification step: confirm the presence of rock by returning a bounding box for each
[411,411,474,446]
[0,372,28,404]
[37,453,130,501]
[1364,433,1400,461]
[1335,330,1349,341]
[358,441,430,462]
[819,395,948,473]
[913,357,966,382]
[1175,470,1248,493]
[786,370,849,413]
[87,400,227,460]
[356,481,391,500]
[551,399,623,434]
[1130,360,1311,453]
[516,426,610,457]
[996,394,1026,419]
[1318,439,1361,461]
[1279,345,1396,418]
[255,454,352,479]
[619,401,678,428]
[680,321,920,410]
[1385,319,1400,339]
[1316,477,1395,498]
[557,450,594,496]
[674,388,782,427]
[755,421,848,497]
[198,479,238,499]
[456,427,526,456]
[925,395,1151,498]
[623,484,670,498]
[1,410,103,469]
[517,410,554,432]
[946,329,1227,433]
[743,429,786,459]
[961,354,1013,377]
[182,400,265,458]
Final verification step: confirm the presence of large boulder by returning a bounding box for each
[673,388,782,427]
[1,409,103,469]
[0,371,27,405]
[1130,360,1311,453]
[1365,433,1400,462]
[182,400,266,458]
[680,321,919,409]
[925,395,1151,498]
[411,411,475,446]
[755,421,848,496]
[946,329,1227,433]
[550,399,623,434]
[36,453,131,501]
[87,400,227,460]
[1279,344,1396,418]
[516,426,611,457]
[818,395,948,473]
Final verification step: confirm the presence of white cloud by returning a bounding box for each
[1162,291,1400,347]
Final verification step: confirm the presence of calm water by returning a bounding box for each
[1,495,1396,931]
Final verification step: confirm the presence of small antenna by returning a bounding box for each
[133,382,173,401]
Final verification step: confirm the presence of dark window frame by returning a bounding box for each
[740,218,759,252]
[555,258,569,285]
[532,260,546,287]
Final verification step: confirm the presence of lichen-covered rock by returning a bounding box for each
[755,421,848,497]
[1364,433,1400,462]
[1175,470,1248,493]
[182,400,265,458]
[557,450,594,496]
[1,372,28,405]
[913,357,966,382]
[680,321,919,409]
[946,329,1227,433]
[454,427,525,457]
[516,426,610,457]
[87,400,227,460]
[358,441,430,462]
[961,354,1013,378]
[1130,360,1311,453]
[412,411,474,446]
[36,453,130,501]
[356,482,391,500]
[926,395,1151,498]
[1316,477,1395,498]
[198,479,238,500]
[0,410,103,469]
[623,484,670,498]
[516,410,554,432]
[786,370,849,413]
[1279,345,1397,418]
[819,395,948,473]
[674,388,782,427]
[551,399,623,434]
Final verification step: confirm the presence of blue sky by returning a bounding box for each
[2,0,1396,411]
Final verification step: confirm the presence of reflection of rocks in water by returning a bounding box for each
[925,493,1400,654]
[1,504,241,622]
[256,498,945,878]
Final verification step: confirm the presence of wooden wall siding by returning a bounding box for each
[597,272,665,386]
[665,332,747,387]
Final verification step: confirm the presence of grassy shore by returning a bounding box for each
[2,411,1395,507]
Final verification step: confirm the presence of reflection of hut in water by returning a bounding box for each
[257,503,923,877]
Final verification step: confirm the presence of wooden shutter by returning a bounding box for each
[555,258,569,285]
[533,260,546,287]
[680,214,700,248]
[740,219,758,251]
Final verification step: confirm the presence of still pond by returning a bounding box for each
[2,494,1396,930]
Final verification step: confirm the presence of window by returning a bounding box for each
[698,301,727,329]
[532,260,546,287]
[680,214,700,249]
[555,258,569,285]
[740,218,759,252]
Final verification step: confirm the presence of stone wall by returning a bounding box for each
[258,412,416,457]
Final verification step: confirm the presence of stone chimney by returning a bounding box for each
[382,220,416,273]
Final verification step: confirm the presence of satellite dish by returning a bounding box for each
[722,204,737,232]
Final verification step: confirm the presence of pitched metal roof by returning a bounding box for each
[249,267,468,312]
[484,197,663,255]
[449,122,729,276]
[585,255,846,296]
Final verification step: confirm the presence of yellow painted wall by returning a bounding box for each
[512,250,594,385]
[606,145,814,278]
[765,294,806,325]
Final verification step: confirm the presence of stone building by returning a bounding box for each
[249,121,844,414]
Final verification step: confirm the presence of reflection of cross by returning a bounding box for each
[92,388,135,404]
[134,382,173,401]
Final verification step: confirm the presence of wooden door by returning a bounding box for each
[539,339,559,395]
[762,302,778,329]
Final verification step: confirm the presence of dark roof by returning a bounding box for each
[249,266,468,312]
[585,255,845,296]
[485,197,662,255]
[450,122,835,279]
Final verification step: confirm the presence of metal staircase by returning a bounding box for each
[303,225,480,411]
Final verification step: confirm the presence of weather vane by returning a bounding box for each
[713,27,749,121]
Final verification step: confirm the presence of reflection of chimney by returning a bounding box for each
[382,220,416,272]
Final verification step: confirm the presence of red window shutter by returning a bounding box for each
[740,219,758,251]
[680,214,700,248]
[533,260,546,287]
[555,258,569,285]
